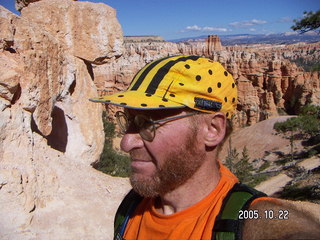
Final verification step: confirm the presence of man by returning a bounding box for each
[91,55,320,239]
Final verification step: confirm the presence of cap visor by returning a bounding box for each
[90,90,185,110]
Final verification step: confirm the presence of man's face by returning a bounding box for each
[120,109,205,197]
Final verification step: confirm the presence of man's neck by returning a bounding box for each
[154,157,221,215]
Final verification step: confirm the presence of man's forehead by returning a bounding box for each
[124,107,187,119]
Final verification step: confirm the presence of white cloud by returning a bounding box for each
[229,19,267,28]
[249,28,256,32]
[203,26,228,32]
[251,19,267,24]
[279,17,292,23]
[185,25,202,31]
[182,25,229,32]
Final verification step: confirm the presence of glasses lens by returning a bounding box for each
[115,111,129,134]
[135,115,155,141]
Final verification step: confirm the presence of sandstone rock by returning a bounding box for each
[206,35,223,54]
[21,0,123,64]
[1,1,129,239]
[0,52,22,108]
[15,0,78,11]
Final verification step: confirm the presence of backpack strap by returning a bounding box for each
[114,189,143,240]
[212,183,267,240]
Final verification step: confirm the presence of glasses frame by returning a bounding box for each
[115,110,199,141]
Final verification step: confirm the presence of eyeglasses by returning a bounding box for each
[115,111,198,141]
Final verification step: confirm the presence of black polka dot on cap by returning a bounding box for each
[232,97,236,103]
[120,103,127,106]
[224,71,228,76]
[162,98,168,102]
[118,95,124,97]
[141,103,147,107]
[185,64,190,69]
[159,105,165,107]
[224,97,228,102]
[146,93,152,97]
[179,83,184,86]
[208,69,213,75]
[208,87,212,93]
[196,75,201,81]
[217,82,222,88]
[232,83,235,88]
[170,94,175,97]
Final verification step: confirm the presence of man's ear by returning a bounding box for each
[203,113,226,147]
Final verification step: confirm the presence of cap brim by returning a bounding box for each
[90,90,185,110]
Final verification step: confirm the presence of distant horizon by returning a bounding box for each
[123,31,320,42]
[1,0,319,40]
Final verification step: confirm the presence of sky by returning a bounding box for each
[1,0,319,40]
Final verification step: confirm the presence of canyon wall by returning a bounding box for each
[0,1,130,239]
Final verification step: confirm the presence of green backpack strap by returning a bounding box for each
[212,183,267,240]
[114,189,143,240]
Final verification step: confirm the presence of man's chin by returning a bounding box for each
[129,174,161,198]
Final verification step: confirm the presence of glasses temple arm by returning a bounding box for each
[152,113,198,124]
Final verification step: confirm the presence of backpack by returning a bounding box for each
[114,183,266,240]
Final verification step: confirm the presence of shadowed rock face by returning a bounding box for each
[0,1,130,239]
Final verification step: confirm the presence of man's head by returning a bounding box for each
[90,55,237,197]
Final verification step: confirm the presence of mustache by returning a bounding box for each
[130,150,153,162]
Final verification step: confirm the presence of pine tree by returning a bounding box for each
[234,146,254,183]
[225,137,239,173]
[291,10,320,34]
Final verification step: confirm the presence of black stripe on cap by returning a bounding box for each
[130,56,173,91]
[146,56,200,94]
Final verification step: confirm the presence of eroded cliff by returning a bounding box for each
[0,1,130,239]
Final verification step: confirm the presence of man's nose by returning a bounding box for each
[120,132,144,153]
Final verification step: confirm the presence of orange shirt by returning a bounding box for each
[124,165,239,240]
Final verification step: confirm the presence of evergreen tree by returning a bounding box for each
[234,146,254,183]
[225,137,239,172]
[291,10,320,34]
[92,111,130,177]
[274,105,320,138]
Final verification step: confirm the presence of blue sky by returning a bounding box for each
[1,0,319,40]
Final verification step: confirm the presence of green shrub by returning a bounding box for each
[257,161,271,172]
[93,112,130,177]
[225,146,265,187]
[274,105,320,138]
[279,184,320,202]
[289,58,320,72]
[234,146,254,183]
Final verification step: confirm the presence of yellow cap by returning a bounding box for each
[90,55,237,118]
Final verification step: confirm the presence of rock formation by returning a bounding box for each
[95,37,320,127]
[124,36,165,43]
[206,35,223,54]
[15,0,78,11]
[0,1,130,239]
